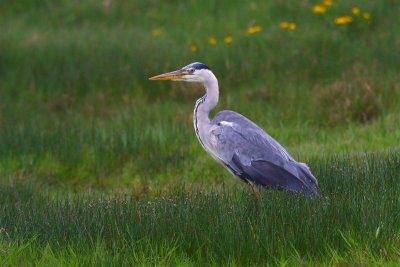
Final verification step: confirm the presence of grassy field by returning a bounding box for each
[0,0,399,265]
[1,153,400,265]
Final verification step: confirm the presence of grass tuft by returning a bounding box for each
[314,64,384,125]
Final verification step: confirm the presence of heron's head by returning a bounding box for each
[149,62,212,83]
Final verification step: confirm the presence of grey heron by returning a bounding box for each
[149,62,320,198]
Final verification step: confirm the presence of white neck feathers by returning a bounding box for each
[193,70,219,147]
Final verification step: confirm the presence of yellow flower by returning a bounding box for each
[280,22,296,31]
[352,7,360,16]
[151,28,162,37]
[224,36,233,44]
[189,45,198,52]
[323,0,333,6]
[280,21,290,29]
[312,5,326,14]
[335,16,353,25]
[247,25,262,34]
[363,12,371,20]
[207,37,217,45]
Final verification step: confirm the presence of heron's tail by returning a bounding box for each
[234,156,321,198]
[296,163,320,197]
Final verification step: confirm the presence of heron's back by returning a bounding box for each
[211,110,319,196]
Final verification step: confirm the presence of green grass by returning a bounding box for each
[1,98,399,190]
[1,0,400,265]
[1,153,400,265]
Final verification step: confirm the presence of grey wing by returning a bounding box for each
[211,110,319,196]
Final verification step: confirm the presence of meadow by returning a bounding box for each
[0,0,399,265]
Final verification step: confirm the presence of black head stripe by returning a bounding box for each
[187,62,211,71]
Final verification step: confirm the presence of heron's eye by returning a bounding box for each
[187,68,195,74]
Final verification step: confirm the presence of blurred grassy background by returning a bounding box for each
[1,1,400,265]
[0,0,399,191]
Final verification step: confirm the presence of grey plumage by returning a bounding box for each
[149,62,320,197]
[211,111,320,196]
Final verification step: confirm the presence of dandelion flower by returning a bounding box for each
[335,16,353,25]
[363,12,371,20]
[224,36,233,44]
[280,22,290,29]
[352,7,360,16]
[190,45,198,52]
[323,0,333,6]
[207,37,217,45]
[151,28,162,37]
[280,22,296,31]
[312,5,326,14]
[247,25,262,34]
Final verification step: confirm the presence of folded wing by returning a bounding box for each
[211,110,320,197]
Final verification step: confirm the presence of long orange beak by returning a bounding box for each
[148,70,184,81]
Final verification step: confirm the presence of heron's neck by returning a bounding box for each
[194,72,219,124]
[193,71,219,143]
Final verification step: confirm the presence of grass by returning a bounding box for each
[1,152,400,265]
[1,0,400,265]
[1,100,399,191]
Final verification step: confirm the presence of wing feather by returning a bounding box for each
[210,110,319,196]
